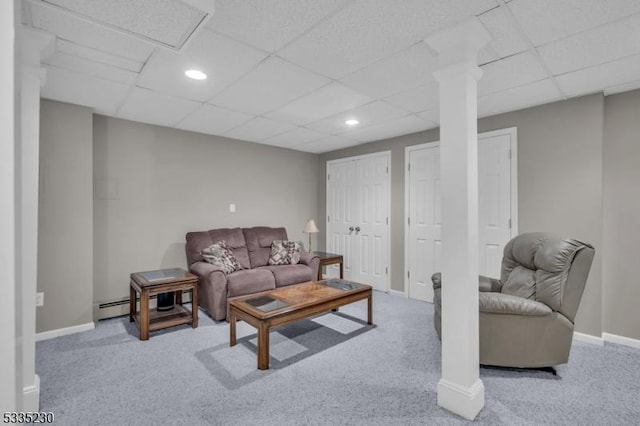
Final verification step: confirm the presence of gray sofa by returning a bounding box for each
[432,232,595,368]
[186,226,320,321]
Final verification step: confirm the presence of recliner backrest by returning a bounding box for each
[500,232,595,321]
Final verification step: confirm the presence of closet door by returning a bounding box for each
[406,128,516,302]
[326,153,390,291]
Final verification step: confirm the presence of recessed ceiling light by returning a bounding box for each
[345,119,359,126]
[185,69,207,80]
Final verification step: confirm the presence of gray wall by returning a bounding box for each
[319,94,605,337]
[38,100,94,332]
[602,89,640,340]
[92,115,319,308]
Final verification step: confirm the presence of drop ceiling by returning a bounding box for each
[22,0,640,154]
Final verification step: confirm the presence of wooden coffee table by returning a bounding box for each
[229,279,372,370]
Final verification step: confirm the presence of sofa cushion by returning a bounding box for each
[208,228,251,270]
[227,269,276,297]
[260,264,314,287]
[244,227,288,268]
[201,241,241,274]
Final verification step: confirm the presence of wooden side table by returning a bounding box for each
[129,268,198,341]
[313,251,344,280]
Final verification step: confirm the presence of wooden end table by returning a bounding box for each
[129,267,198,341]
[313,251,344,280]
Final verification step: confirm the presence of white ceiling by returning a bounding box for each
[23,0,640,153]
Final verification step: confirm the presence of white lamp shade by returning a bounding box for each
[304,219,319,233]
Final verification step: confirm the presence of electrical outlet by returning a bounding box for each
[229,203,236,213]
[36,292,44,307]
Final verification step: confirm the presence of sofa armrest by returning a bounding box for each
[479,292,552,316]
[299,251,319,266]
[432,272,502,293]
[299,251,320,281]
[189,261,225,278]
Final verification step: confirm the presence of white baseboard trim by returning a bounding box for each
[573,332,604,346]
[22,374,40,411]
[437,378,485,420]
[388,289,407,297]
[36,322,95,342]
[603,332,640,350]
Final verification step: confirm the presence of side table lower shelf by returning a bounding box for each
[132,304,194,332]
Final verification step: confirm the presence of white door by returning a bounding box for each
[478,130,514,279]
[406,128,516,302]
[327,153,390,291]
[407,145,442,303]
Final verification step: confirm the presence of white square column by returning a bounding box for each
[18,27,54,412]
[425,18,491,421]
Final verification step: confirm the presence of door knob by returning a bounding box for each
[355,226,360,232]
[349,226,354,232]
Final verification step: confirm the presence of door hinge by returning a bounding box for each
[408,163,411,172]
[508,218,512,229]
[327,215,330,222]
[386,217,389,225]
[386,166,389,174]
[508,149,512,160]
[407,270,410,279]
[385,267,388,275]
[327,174,330,181]
[408,217,410,226]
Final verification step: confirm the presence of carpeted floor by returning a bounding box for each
[36,292,640,425]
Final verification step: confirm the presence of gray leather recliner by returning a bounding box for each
[432,232,595,368]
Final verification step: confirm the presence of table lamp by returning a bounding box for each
[304,219,319,253]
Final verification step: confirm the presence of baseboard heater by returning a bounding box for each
[95,293,193,321]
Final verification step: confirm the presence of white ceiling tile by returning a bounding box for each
[278,0,497,79]
[117,87,201,127]
[41,0,208,49]
[177,104,253,135]
[384,83,439,113]
[137,30,268,102]
[348,115,430,142]
[293,135,360,153]
[478,6,529,59]
[45,52,138,85]
[416,108,440,125]
[556,54,640,97]
[264,82,372,126]
[210,56,330,115]
[30,2,154,61]
[206,0,350,53]
[538,14,640,76]
[478,79,562,118]
[223,117,296,142]
[306,101,409,135]
[604,80,640,96]
[479,51,548,96]
[508,0,640,46]
[339,42,438,99]
[262,127,327,148]
[56,39,143,72]
[41,65,131,115]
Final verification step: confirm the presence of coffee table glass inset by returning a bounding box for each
[229,279,373,370]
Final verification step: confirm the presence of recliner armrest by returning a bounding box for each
[479,292,552,316]
[431,272,502,292]
[431,272,441,290]
[479,275,502,292]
